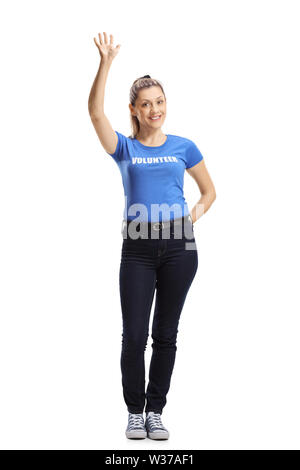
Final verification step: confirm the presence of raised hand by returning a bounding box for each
[93,32,121,62]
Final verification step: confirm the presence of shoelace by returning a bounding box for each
[146,412,167,431]
[127,413,145,430]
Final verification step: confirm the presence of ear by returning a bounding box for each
[129,103,136,116]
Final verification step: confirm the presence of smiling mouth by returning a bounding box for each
[149,115,161,120]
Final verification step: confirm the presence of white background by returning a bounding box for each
[0,0,299,450]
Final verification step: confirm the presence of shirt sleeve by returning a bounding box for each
[106,130,127,162]
[185,139,204,169]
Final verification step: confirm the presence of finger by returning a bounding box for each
[98,32,103,45]
[110,34,114,44]
[103,31,108,43]
[93,37,99,47]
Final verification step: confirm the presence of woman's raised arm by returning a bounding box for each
[88,32,121,155]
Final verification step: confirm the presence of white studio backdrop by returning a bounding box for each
[0,0,300,450]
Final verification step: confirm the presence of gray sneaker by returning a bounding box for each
[125,413,147,439]
[145,411,169,440]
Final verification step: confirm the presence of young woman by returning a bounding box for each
[88,32,216,440]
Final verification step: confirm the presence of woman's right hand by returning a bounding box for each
[93,32,121,62]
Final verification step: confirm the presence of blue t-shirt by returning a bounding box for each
[106,132,204,222]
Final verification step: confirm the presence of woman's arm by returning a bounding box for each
[186,160,216,224]
[88,32,121,155]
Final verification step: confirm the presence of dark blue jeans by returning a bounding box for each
[119,216,198,415]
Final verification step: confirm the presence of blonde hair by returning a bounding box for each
[129,75,166,139]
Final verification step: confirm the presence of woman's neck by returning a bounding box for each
[135,131,167,146]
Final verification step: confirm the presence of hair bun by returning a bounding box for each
[134,75,151,83]
[133,75,151,83]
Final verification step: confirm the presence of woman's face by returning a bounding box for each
[130,86,166,129]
